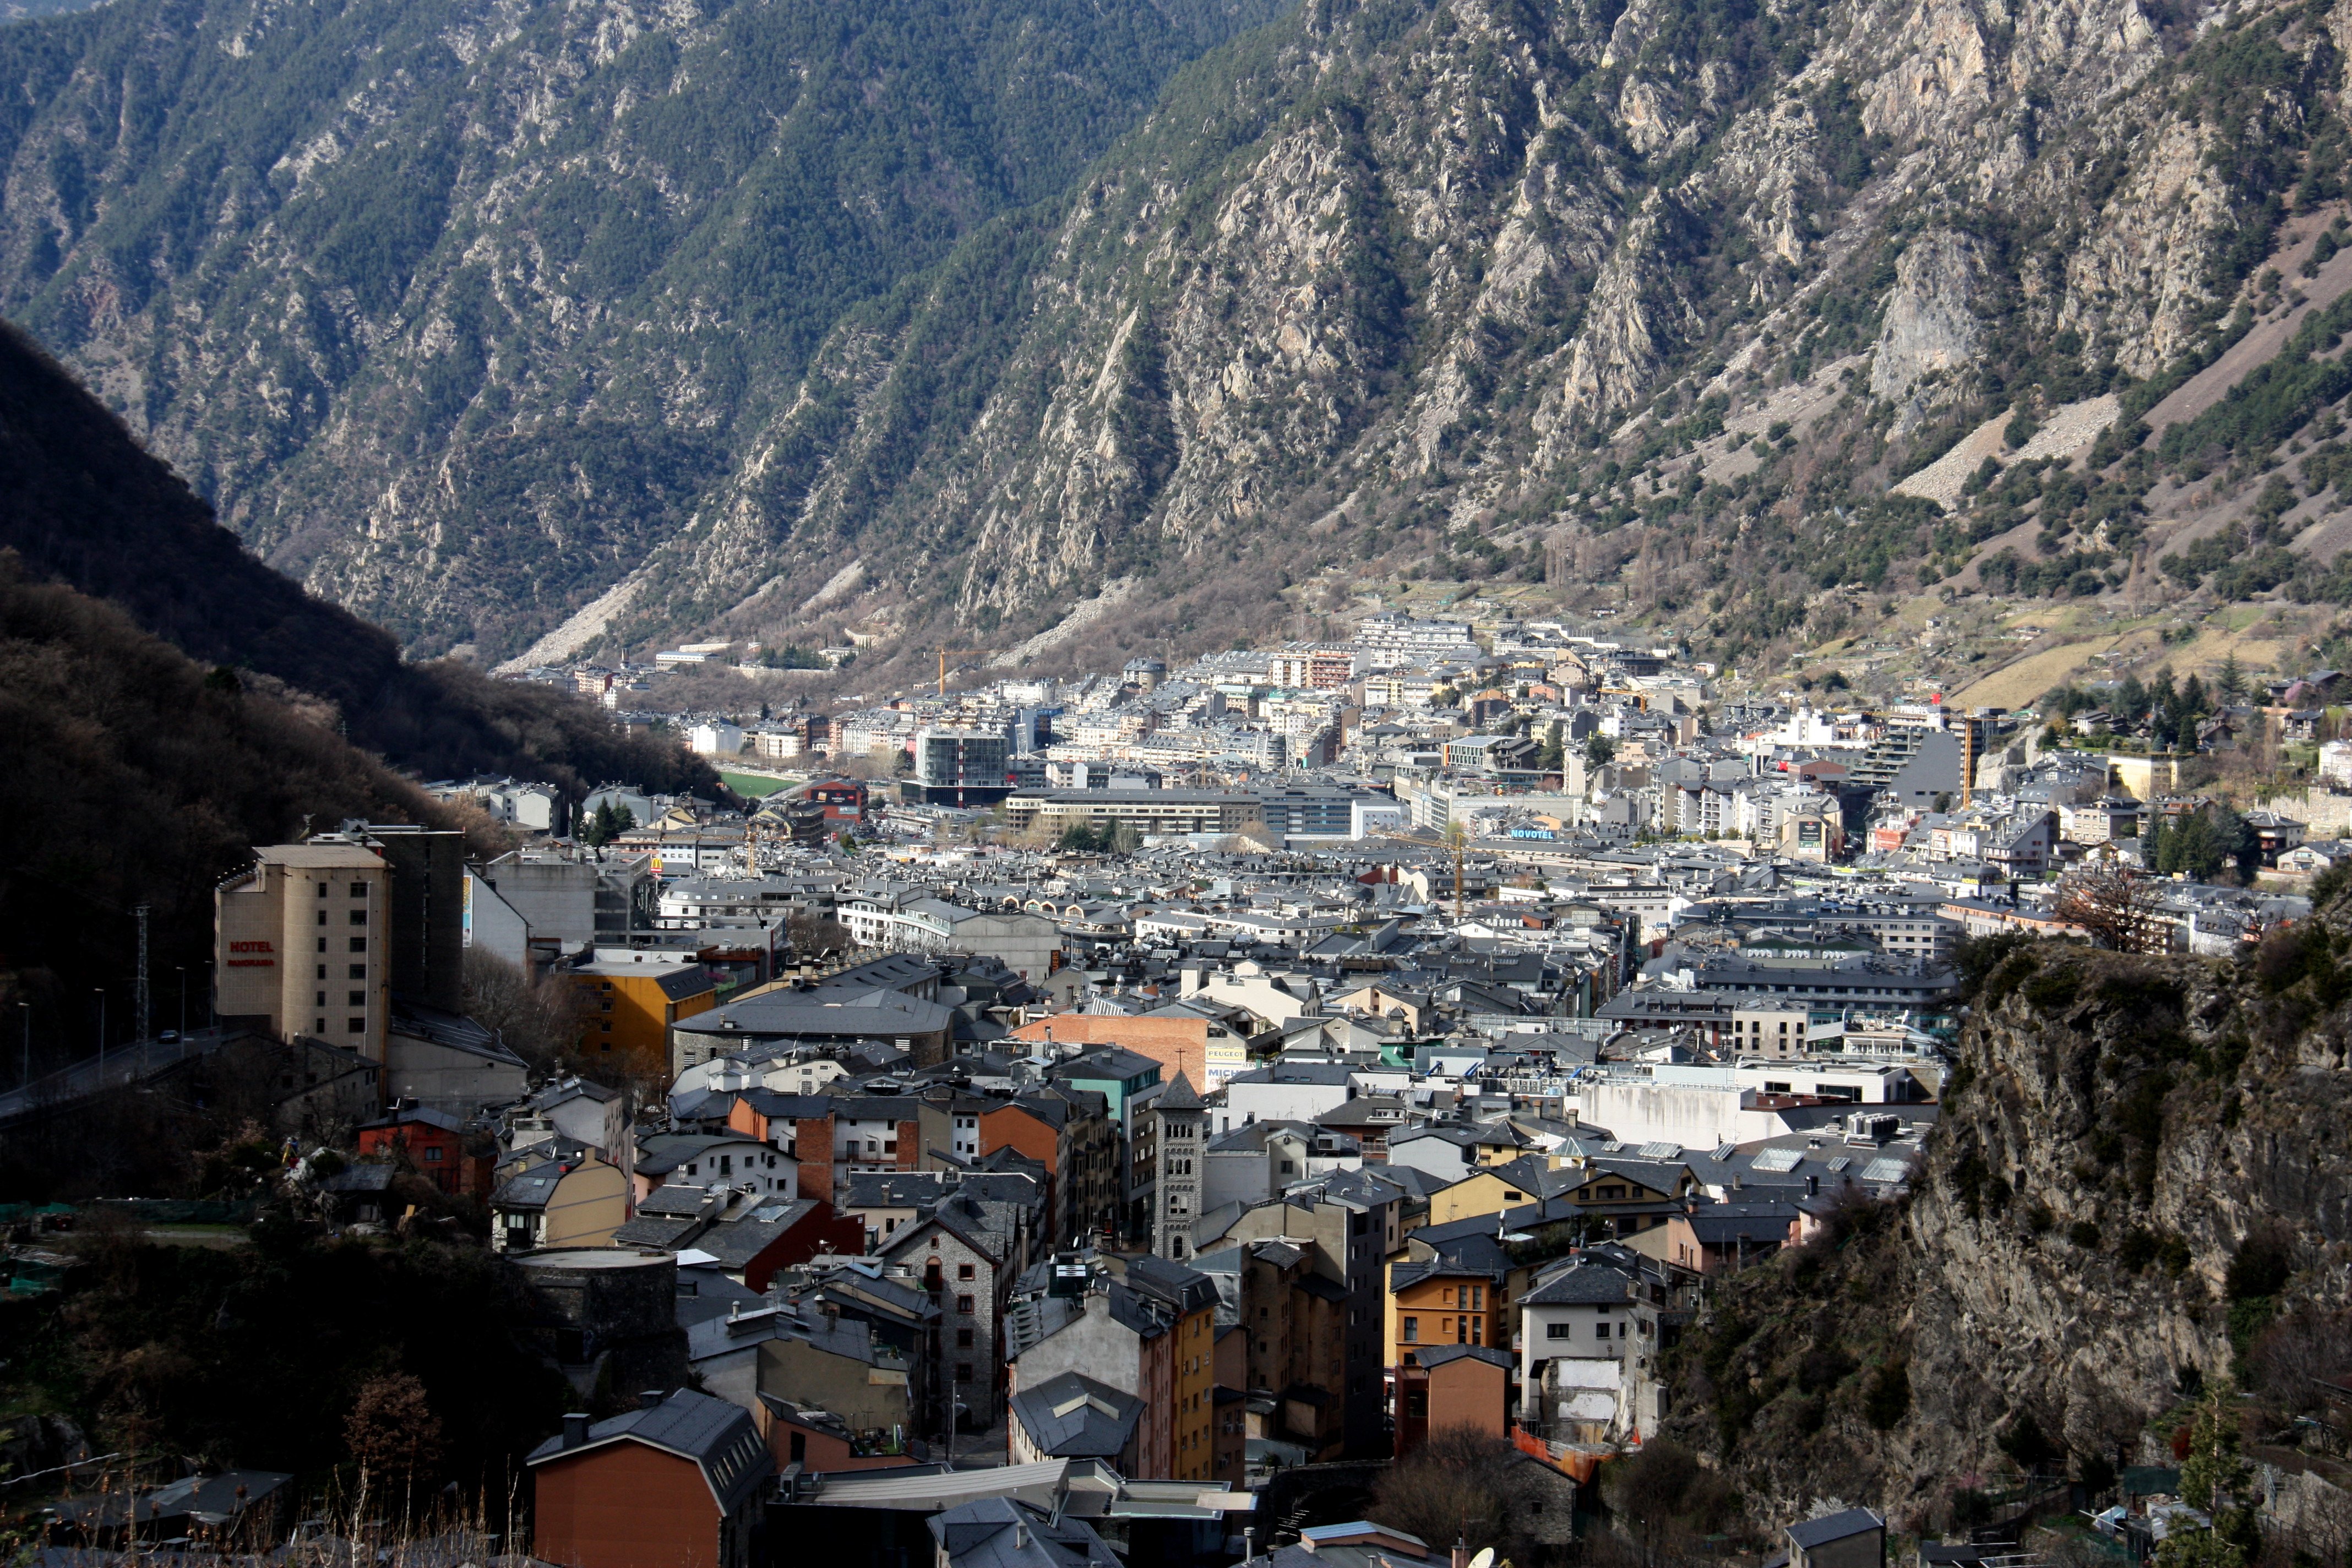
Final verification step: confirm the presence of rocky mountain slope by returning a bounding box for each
[12,0,2352,672]
[0,321,713,796]
[0,0,1285,660]
[1664,927,2352,1526]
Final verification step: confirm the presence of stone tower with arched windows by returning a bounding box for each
[1149,1070,1204,1259]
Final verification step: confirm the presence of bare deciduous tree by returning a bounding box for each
[1370,1430,1568,1563]
[2052,864,2170,952]
[460,949,585,1079]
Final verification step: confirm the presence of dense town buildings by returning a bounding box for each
[46,602,2327,1567]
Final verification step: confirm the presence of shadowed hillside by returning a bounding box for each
[0,319,714,797]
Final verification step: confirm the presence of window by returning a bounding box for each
[317,938,327,954]
[350,884,367,899]
[1402,1316,1418,1343]
[316,965,326,980]
[956,1364,973,1383]
[1404,1391,1427,1418]
[315,992,326,1007]
[317,910,328,927]
[314,1017,325,1033]
[348,992,366,1007]
[349,964,366,979]
[350,938,367,953]
[1547,1321,1571,1340]
[349,910,368,926]
[347,1018,365,1033]
[956,1328,974,1347]
[1597,1322,1611,1338]
[423,1147,443,1162]
[956,1294,974,1314]
[957,1263,975,1281]
[1455,1318,1467,1343]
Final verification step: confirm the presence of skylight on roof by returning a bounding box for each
[1825,1156,1852,1172]
[1637,1141,1681,1159]
[1860,1157,1910,1183]
[1711,1144,1738,1161]
[1750,1147,1804,1173]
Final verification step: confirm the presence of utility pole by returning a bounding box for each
[134,903,150,1044]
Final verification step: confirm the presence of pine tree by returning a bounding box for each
[2218,653,2246,705]
[2158,1383,2258,1568]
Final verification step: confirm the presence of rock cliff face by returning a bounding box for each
[6,0,2350,660]
[1664,934,2352,1524]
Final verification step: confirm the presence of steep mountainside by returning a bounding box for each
[15,0,2352,671]
[0,322,714,796]
[1662,930,2352,1525]
[0,0,1287,658]
[0,557,446,1073]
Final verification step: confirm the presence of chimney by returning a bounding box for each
[640,1390,667,1407]
[562,1413,591,1450]
[1805,1174,1820,1197]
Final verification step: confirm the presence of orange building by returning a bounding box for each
[1392,1344,1513,1455]
[566,956,716,1077]
[1389,1257,1505,1369]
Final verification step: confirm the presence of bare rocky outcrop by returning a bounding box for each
[1665,938,2352,1526]
[1870,228,1989,424]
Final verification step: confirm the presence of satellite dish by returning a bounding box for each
[1467,1550,1496,1568]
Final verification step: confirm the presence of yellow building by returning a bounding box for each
[489,1153,629,1252]
[215,843,393,1060]
[564,953,717,1077]
[1426,1154,1695,1231]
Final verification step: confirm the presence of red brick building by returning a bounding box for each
[355,1107,489,1199]
[529,1391,771,1568]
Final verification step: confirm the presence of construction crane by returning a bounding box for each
[936,649,989,699]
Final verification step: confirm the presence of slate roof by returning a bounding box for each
[1006,1371,1144,1460]
[1681,1201,1800,1245]
[489,1166,563,1211]
[693,1200,821,1267]
[1521,1258,1637,1306]
[527,1389,772,1515]
[926,1496,1121,1568]
[1412,1344,1515,1371]
[1788,1509,1885,1549]
[1156,1070,1203,1112]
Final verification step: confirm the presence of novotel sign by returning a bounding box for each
[226,940,276,968]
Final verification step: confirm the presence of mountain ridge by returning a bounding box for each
[12,0,2352,682]
[0,0,1291,658]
